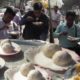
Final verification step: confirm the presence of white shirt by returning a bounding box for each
[51,10,61,21]
[51,10,61,28]
[0,18,10,39]
[13,11,22,25]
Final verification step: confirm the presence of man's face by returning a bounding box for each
[54,7,58,13]
[66,16,74,26]
[3,13,15,23]
[34,10,42,17]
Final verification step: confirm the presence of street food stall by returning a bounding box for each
[0,39,79,80]
[0,0,80,80]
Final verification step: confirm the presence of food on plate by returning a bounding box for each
[41,43,61,58]
[19,63,35,77]
[52,51,75,67]
[0,39,14,53]
[27,70,45,80]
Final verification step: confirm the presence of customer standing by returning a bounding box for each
[0,7,16,39]
[20,2,49,40]
[51,6,62,32]
[53,11,80,55]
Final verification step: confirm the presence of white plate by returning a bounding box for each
[4,67,63,80]
[0,57,5,69]
[32,22,43,25]
[8,31,20,35]
[4,68,27,80]
[67,36,79,41]
[0,42,21,56]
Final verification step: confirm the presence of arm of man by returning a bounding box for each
[65,25,80,43]
[53,25,62,38]
[19,11,33,25]
[40,15,49,40]
[53,24,68,38]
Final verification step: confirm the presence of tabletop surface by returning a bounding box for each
[0,39,46,80]
[0,39,79,80]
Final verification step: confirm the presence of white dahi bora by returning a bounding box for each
[0,39,14,53]
[41,43,61,58]
[0,39,21,55]
[13,63,35,80]
[27,70,45,80]
[19,63,35,77]
[52,51,76,70]
[25,43,77,71]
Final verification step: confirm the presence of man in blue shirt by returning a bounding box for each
[53,11,80,55]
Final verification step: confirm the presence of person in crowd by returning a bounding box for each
[53,11,80,55]
[75,14,80,24]
[51,6,62,32]
[13,9,25,25]
[20,2,49,40]
[0,7,16,39]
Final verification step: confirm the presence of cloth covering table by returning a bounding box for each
[0,39,46,80]
[0,39,79,80]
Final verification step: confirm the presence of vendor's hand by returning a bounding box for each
[59,31,68,36]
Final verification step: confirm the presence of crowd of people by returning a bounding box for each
[0,2,80,55]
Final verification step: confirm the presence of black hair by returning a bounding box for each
[33,2,43,10]
[4,7,16,16]
[54,5,59,9]
[66,11,76,20]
